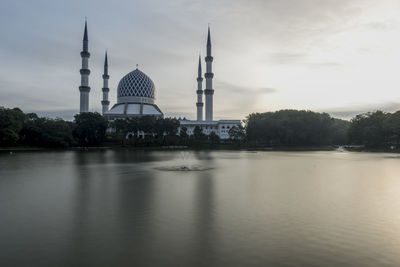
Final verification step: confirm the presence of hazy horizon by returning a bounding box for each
[1,0,400,120]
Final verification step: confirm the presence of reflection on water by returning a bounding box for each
[1,150,400,266]
[154,165,213,171]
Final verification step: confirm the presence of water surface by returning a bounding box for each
[1,150,400,266]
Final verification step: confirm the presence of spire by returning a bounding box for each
[198,54,202,78]
[196,53,204,121]
[104,51,108,74]
[102,50,110,115]
[83,19,88,52]
[79,18,91,113]
[83,19,88,41]
[207,25,211,56]
[204,24,214,121]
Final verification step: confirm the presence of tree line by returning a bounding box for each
[347,111,400,148]
[0,107,236,148]
[0,108,106,148]
[1,106,399,149]
[245,110,349,147]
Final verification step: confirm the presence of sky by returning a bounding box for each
[1,0,400,120]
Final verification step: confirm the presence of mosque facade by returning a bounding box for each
[78,21,240,139]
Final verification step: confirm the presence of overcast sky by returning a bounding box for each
[1,0,400,120]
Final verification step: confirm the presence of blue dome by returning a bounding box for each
[117,69,156,103]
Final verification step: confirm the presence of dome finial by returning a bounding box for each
[136,64,139,70]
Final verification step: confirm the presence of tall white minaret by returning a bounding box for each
[196,55,204,121]
[101,51,110,114]
[79,20,90,113]
[204,26,214,121]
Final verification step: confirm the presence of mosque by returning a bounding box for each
[78,21,240,139]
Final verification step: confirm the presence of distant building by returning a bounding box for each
[77,21,239,139]
[179,120,241,140]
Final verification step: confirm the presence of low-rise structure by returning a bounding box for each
[179,120,241,140]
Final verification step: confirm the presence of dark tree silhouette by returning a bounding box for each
[245,110,349,147]
[73,112,108,147]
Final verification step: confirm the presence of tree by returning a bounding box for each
[179,126,188,138]
[208,131,220,144]
[330,118,349,145]
[0,107,25,146]
[163,118,179,136]
[245,110,349,147]
[179,126,189,145]
[73,112,108,147]
[191,126,207,145]
[193,126,205,139]
[385,111,400,146]
[21,116,73,147]
[348,111,388,147]
[228,125,245,140]
[113,119,129,135]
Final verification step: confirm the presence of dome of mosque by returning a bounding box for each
[104,68,163,119]
[117,69,156,104]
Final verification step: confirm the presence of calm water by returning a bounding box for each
[1,150,400,266]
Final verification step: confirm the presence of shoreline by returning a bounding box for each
[1,145,399,153]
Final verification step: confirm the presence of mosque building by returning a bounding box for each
[103,66,164,120]
[78,21,240,139]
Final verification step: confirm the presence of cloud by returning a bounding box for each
[1,0,400,120]
[208,81,279,119]
[258,87,278,94]
[266,53,343,68]
[306,62,343,68]
[0,77,69,109]
[216,81,278,95]
[268,53,306,65]
[366,22,392,31]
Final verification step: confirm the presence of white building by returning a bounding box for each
[77,22,240,139]
[179,120,241,140]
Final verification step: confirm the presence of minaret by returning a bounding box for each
[196,54,204,121]
[79,20,90,113]
[204,26,214,121]
[101,51,110,114]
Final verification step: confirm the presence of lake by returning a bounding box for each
[1,150,400,266]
